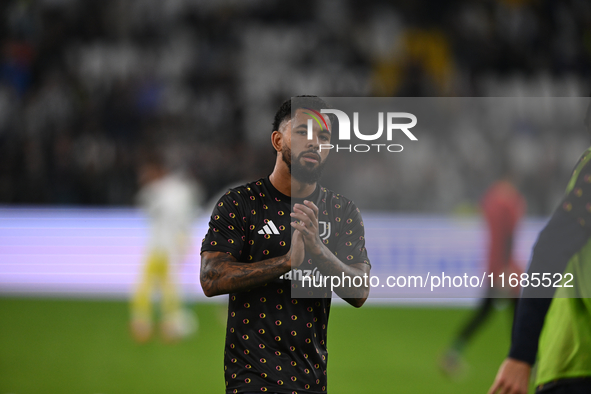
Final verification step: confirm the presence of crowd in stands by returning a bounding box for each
[0,0,589,213]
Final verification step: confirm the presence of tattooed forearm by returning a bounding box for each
[200,251,291,297]
[310,248,370,307]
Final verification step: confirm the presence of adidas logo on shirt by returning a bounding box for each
[258,220,280,235]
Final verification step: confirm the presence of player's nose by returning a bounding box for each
[306,134,321,150]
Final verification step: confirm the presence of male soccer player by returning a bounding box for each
[131,154,202,342]
[441,173,525,377]
[488,102,591,394]
[200,96,371,394]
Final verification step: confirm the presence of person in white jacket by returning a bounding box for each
[130,154,203,342]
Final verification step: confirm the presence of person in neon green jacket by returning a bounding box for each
[489,102,591,394]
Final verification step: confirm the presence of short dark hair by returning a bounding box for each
[272,95,330,133]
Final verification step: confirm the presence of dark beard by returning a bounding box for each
[282,147,326,184]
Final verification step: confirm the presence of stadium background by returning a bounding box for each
[0,0,590,393]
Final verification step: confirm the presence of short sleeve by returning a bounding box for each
[201,190,246,259]
[334,201,370,267]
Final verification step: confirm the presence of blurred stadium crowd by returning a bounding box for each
[0,0,590,213]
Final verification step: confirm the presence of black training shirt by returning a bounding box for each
[201,177,369,394]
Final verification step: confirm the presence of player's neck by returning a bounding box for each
[269,168,316,198]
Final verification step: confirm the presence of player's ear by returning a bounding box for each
[271,130,282,153]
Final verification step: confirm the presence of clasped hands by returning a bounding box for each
[288,200,325,268]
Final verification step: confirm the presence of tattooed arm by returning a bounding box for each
[309,254,370,308]
[200,230,305,297]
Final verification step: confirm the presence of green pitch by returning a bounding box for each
[0,298,517,393]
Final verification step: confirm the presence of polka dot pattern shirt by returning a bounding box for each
[202,177,369,394]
